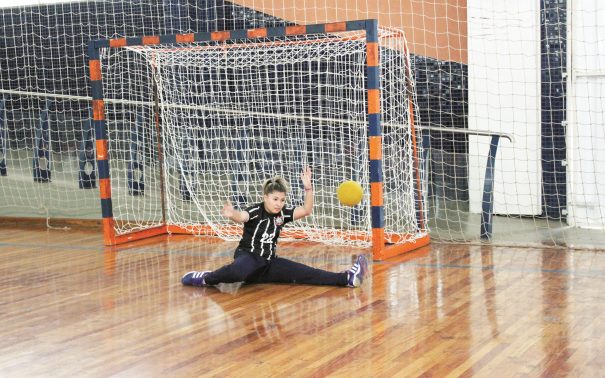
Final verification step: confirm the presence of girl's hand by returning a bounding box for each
[301,166,312,190]
[222,200,235,219]
[294,166,314,220]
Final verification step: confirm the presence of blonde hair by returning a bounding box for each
[263,176,289,195]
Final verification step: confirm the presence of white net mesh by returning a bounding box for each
[99,28,426,247]
[1,1,604,249]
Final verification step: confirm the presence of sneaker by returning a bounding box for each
[181,271,211,287]
[346,255,368,288]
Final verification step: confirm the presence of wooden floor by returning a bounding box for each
[1,227,605,377]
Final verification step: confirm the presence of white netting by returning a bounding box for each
[1,1,604,249]
[99,28,425,247]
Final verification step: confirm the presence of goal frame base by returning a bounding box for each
[105,221,431,261]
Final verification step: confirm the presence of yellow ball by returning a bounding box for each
[337,180,364,207]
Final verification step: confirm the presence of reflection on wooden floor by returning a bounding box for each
[1,226,604,376]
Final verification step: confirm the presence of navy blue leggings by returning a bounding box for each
[204,249,348,287]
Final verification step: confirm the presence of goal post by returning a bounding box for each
[88,19,430,260]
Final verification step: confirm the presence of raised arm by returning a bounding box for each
[293,166,313,220]
[222,200,250,224]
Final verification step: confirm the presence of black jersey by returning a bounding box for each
[237,202,295,260]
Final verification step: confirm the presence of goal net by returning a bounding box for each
[4,1,605,251]
[94,22,429,257]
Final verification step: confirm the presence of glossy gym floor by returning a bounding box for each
[1,226,604,376]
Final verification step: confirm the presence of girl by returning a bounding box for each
[182,167,368,288]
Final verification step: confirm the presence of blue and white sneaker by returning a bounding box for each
[181,271,211,287]
[346,255,368,288]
